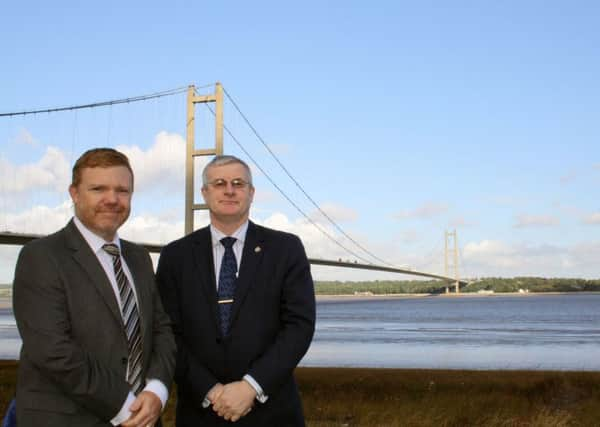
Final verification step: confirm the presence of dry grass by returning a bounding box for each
[297,367,600,427]
[1,362,599,426]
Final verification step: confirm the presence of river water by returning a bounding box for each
[303,293,600,370]
[2,293,599,370]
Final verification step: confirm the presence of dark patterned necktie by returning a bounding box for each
[217,237,237,336]
[102,243,144,394]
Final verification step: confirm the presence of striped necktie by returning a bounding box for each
[102,243,144,394]
[217,237,237,336]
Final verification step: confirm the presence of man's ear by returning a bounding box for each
[68,184,78,204]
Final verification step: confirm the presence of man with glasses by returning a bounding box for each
[157,155,316,426]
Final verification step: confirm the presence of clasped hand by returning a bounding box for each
[209,381,256,422]
[121,391,162,427]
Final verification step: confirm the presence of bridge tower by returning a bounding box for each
[444,230,460,293]
[185,83,224,235]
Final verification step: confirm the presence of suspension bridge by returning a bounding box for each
[0,83,466,290]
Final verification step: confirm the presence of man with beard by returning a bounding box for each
[13,148,175,427]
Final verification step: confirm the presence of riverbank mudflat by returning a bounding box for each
[1,361,599,426]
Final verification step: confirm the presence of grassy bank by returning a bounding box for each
[299,367,600,427]
[2,362,599,426]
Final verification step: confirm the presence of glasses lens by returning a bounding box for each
[211,179,226,188]
[210,178,247,189]
[231,179,246,188]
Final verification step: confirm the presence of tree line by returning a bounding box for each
[314,277,600,295]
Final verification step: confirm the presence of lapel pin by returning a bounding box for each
[255,246,261,253]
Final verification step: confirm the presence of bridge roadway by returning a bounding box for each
[0,231,465,285]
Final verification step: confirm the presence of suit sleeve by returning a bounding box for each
[156,244,219,408]
[13,242,130,420]
[246,234,316,395]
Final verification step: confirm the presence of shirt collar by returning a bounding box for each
[73,216,121,253]
[210,221,248,248]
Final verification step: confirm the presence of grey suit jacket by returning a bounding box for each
[13,219,176,427]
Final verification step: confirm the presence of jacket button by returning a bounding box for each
[121,357,128,365]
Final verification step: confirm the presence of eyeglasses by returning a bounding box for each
[207,178,250,190]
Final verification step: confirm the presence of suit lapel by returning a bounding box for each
[230,221,264,327]
[65,221,123,327]
[192,227,220,331]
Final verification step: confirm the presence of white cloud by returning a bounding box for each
[0,133,189,216]
[569,241,600,272]
[514,214,560,228]
[464,240,519,268]
[120,213,185,245]
[0,132,188,198]
[260,213,341,259]
[582,212,600,225]
[0,146,70,194]
[254,212,412,280]
[461,239,600,278]
[258,213,364,262]
[117,131,186,194]
[0,133,187,201]
[4,200,73,235]
[395,202,448,220]
[464,240,563,260]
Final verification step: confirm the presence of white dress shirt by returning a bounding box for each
[205,222,268,405]
[210,222,247,288]
[73,217,169,425]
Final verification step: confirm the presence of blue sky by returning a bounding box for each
[1,1,599,281]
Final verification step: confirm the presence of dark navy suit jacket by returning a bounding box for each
[156,221,315,426]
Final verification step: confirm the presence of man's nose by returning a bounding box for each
[104,190,119,203]
[223,183,237,193]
